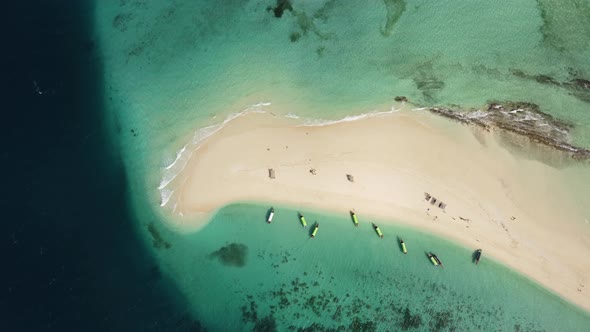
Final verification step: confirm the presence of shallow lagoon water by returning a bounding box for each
[150,204,590,331]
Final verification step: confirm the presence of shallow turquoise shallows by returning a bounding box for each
[154,204,590,331]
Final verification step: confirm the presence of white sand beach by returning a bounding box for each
[169,109,590,312]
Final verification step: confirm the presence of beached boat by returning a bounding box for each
[428,252,438,266]
[298,213,307,227]
[267,207,274,224]
[350,210,359,227]
[373,223,383,238]
[400,239,407,254]
[432,253,443,268]
[474,249,482,265]
[311,223,319,238]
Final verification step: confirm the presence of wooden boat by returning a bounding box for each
[266,207,275,224]
[432,253,443,268]
[311,223,319,238]
[428,252,438,266]
[474,249,482,265]
[350,210,359,227]
[373,223,383,238]
[400,238,407,254]
[298,212,307,228]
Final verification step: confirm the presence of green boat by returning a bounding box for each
[298,213,307,227]
[428,252,438,266]
[311,223,319,238]
[350,210,359,227]
[373,223,383,238]
[400,239,407,254]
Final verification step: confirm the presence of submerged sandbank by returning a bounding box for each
[169,109,590,312]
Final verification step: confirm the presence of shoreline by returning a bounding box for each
[167,110,590,312]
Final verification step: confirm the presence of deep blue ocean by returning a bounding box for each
[2,2,201,331]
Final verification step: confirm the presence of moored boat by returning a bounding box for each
[474,249,482,265]
[267,207,275,224]
[432,253,443,268]
[350,210,359,227]
[428,252,438,266]
[298,212,308,228]
[311,223,319,238]
[400,239,407,254]
[373,223,383,238]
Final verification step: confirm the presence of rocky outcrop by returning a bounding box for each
[428,102,590,160]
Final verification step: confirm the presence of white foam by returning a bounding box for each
[164,145,187,170]
[466,110,489,119]
[298,107,400,127]
[158,102,272,207]
[160,188,174,207]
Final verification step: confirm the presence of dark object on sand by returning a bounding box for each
[424,192,432,201]
[473,249,482,265]
[346,174,354,182]
[310,168,317,175]
[438,201,446,209]
[268,168,275,179]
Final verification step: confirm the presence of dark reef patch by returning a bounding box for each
[399,307,422,330]
[253,315,277,332]
[147,222,171,249]
[267,0,293,18]
[289,31,301,42]
[510,69,590,103]
[381,0,407,36]
[112,13,134,32]
[210,243,248,267]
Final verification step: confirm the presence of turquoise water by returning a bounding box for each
[151,204,590,331]
[94,1,590,330]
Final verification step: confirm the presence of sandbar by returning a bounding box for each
[169,109,590,312]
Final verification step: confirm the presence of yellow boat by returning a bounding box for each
[350,210,359,227]
[373,223,383,238]
[298,212,307,227]
[311,223,319,238]
[400,239,407,254]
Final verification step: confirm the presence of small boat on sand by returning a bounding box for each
[373,223,384,238]
[474,249,482,265]
[400,238,408,254]
[298,212,308,228]
[267,207,275,224]
[311,223,319,238]
[350,210,359,227]
[432,253,443,268]
[428,252,438,266]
